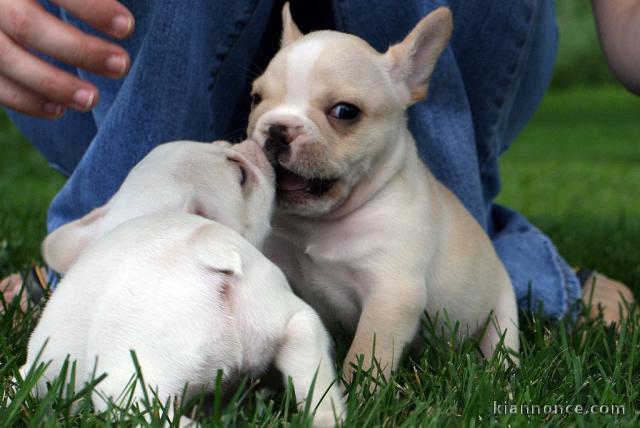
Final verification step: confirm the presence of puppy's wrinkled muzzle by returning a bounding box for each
[256,119,339,199]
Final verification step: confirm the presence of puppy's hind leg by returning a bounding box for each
[480,285,520,367]
[274,310,345,428]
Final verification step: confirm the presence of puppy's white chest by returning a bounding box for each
[275,221,380,332]
[296,253,362,333]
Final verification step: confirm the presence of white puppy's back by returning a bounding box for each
[27,213,303,410]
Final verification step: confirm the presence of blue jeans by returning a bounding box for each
[5,0,581,319]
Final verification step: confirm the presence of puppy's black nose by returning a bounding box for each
[267,124,289,143]
[265,125,290,164]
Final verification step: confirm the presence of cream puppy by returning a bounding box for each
[23,141,344,427]
[248,5,519,380]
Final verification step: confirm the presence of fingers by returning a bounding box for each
[0,0,130,78]
[0,74,65,119]
[0,30,97,112]
[51,0,135,39]
[0,0,135,117]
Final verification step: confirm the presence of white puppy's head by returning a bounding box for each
[43,139,275,273]
[248,4,452,216]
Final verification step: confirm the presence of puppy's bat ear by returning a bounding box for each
[383,7,453,105]
[41,203,110,274]
[281,2,303,47]
[193,224,243,276]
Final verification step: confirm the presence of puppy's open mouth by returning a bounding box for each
[275,165,338,197]
[263,136,338,197]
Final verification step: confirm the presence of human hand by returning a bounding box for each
[0,0,134,118]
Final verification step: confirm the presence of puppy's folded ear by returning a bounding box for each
[383,7,453,105]
[41,204,110,274]
[201,246,243,277]
[193,224,244,277]
[281,2,303,47]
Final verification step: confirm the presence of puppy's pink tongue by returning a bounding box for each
[279,170,309,191]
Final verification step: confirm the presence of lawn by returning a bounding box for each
[498,86,640,288]
[1,86,639,426]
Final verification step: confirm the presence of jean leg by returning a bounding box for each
[482,0,581,319]
[46,0,274,231]
[491,205,581,318]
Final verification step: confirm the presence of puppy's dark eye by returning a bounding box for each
[251,92,262,106]
[329,103,360,120]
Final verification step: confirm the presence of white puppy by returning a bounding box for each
[248,5,519,380]
[43,140,272,274]
[24,140,344,426]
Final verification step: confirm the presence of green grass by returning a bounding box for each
[1,86,639,426]
[0,113,64,273]
[497,86,640,288]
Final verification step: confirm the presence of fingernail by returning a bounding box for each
[111,14,133,36]
[43,102,64,117]
[73,89,95,111]
[105,55,128,75]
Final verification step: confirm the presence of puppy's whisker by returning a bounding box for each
[248,62,265,78]
[226,61,265,80]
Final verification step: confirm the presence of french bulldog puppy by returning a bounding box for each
[248,4,519,380]
[43,140,272,274]
[24,141,344,427]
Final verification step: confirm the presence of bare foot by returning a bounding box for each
[581,271,636,325]
[1,273,27,311]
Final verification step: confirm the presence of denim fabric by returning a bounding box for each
[4,0,580,319]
